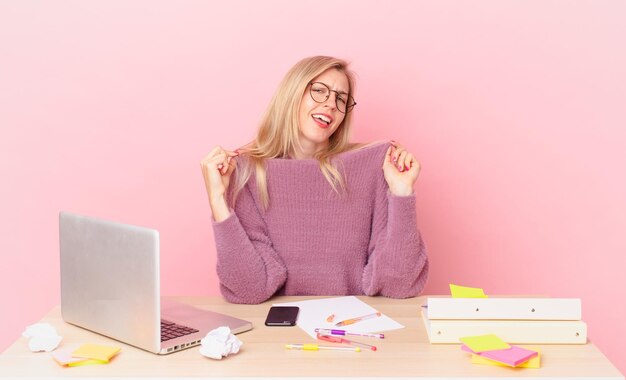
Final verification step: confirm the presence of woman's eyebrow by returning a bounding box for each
[315,81,348,95]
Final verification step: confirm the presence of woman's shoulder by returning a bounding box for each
[338,140,391,163]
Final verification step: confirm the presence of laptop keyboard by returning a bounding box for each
[161,319,199,342]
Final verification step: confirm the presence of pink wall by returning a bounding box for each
[1,0,624,372]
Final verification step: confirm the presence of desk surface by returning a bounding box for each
[1,296,622,379]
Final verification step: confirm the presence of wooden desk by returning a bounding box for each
[0,296,622,379]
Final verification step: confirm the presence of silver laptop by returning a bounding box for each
[59,211,253,355]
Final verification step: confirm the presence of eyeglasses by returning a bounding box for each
[308,82,357,114]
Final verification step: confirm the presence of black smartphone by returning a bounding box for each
[264,306,300,326]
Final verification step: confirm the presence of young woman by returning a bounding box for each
[200,56,428,304]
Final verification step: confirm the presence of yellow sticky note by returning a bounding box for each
[460,334,510,353]
[472,348,542,368]
[67,359,108,367]
[450,284,488,298]
[72,344,121,362]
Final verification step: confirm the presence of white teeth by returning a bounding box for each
[313,114,331,124]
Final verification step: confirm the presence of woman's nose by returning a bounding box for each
[323,93,337,110]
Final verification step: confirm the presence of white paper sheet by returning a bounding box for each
[274,296,404,339]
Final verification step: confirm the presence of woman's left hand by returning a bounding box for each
[383,141,421,196]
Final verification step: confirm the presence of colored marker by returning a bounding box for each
[334,312,382,327]
[285,344,360,352]
[339,337,377,351]
[315,328,385,339]
[317,333,377,351]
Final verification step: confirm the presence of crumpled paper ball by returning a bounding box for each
[199,326,242,360]
[22,323,63,352]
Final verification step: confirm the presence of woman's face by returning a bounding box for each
[297,69,349,152]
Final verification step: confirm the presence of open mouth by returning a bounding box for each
[312,114,333,128]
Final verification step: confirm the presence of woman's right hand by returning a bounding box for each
[200,146,238,221]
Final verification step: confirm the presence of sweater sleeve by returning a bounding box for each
[362,172,429,298]
[212,183,287,304]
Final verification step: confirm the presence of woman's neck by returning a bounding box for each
[291,140,328,159]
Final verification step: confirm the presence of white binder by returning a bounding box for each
[426,297,582,320]
[421,307,587,344]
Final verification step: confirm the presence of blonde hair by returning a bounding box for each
[230,56,357,210]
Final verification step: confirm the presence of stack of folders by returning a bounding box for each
[421,297,587,344]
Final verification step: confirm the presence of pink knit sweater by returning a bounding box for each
[212,142,428,304]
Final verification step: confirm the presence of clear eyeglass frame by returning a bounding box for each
[309,82,357,114]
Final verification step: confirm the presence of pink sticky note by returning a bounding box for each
[51,346,89,366]
[462,344,538,367]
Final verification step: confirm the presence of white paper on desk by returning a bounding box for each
[274,296,404,339]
